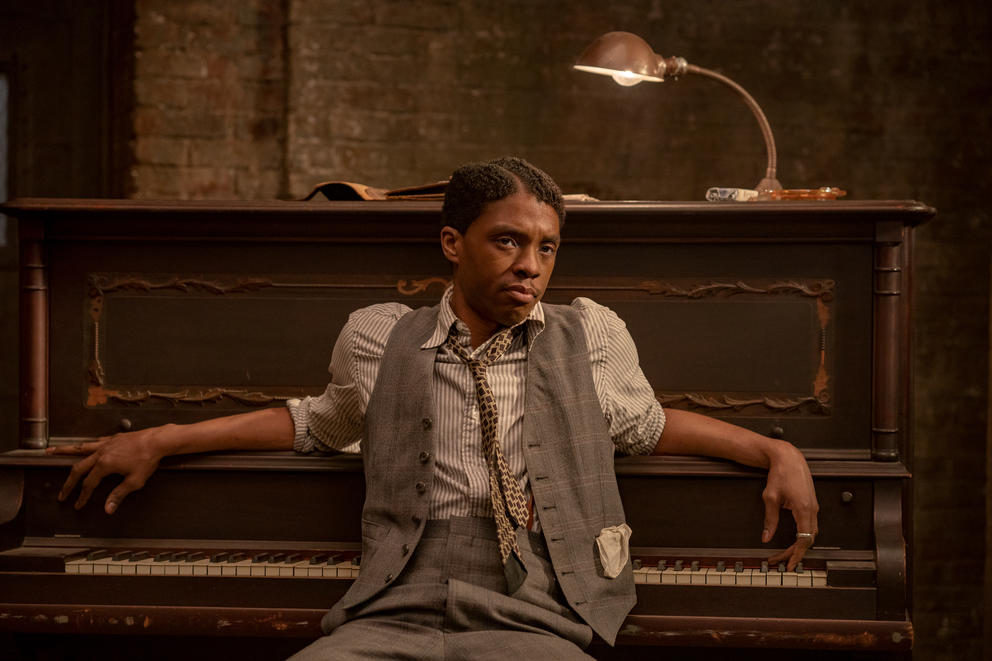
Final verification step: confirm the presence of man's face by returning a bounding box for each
[442,190,560,342]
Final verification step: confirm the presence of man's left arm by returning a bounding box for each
[653,408,819,570]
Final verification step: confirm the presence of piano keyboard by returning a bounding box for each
[631,558,827,587]
[64,549,361,578]
[60,548,824,587]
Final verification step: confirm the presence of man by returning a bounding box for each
[52,157,818,659]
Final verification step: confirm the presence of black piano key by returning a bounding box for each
[734,561,744,573]
[796,562,804,574]
[154,552,173,562]
[252,552,270,563]
[310,554,328,565]
[657,560,666,571]
[631,558,642,570]
[268,553,286,564]
[351,555,361,566]
[674,560,683,571]
[777,562,786,573]
[112,551,133,562]
[760,561,769,573]
[285,553,302,564]
[324,554,340,566]
[128,551,150,562]
[690,560,700,572]
[186,551,205,562]
[716,561,725,572]
[210,552,230,563]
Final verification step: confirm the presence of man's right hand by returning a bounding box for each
[47,425,173,514]
[45,407,297,515]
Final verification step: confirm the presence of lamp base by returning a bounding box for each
[756,176,783,197]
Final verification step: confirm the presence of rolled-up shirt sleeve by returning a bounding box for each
[573,297,666,456]
[287,303,409,453]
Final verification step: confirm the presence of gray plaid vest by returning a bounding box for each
[332,303,636,645]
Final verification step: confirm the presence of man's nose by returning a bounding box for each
[513,247,540,277]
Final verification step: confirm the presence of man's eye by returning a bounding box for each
[496,237,517,247]
[540,244,558,255]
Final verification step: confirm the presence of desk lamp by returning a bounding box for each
[574,31,783,195]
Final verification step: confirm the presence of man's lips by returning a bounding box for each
[504,284,537,303]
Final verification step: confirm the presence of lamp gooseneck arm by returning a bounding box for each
[685,64,781,192]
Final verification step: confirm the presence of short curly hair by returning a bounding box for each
[441,156,565,234]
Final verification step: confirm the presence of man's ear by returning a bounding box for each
[440,226,462,265]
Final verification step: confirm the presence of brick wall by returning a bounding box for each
[130,0,286,199]
[119,1,991,659]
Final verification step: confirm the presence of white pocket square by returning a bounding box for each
[595,523,632,579]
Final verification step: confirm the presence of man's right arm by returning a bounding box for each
[48,406,294,515]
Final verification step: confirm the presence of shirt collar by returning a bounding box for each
[421,286,546,350]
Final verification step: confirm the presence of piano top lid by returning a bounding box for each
[1,197,936,218]
[1,198,935,243]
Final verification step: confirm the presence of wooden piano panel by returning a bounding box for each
[39,201,888,456]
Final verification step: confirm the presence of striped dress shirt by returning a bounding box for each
[287,289,666,525]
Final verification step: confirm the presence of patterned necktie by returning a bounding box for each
[446,324,530,586]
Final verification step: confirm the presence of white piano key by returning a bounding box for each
[331,560,358,578]
[719,569,737,585]
[133,559,155,575]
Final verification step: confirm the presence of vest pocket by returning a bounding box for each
[362,518,387,541]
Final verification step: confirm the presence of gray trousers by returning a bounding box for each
[289,517,594,660]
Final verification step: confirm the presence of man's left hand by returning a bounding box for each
[761,441,819,570]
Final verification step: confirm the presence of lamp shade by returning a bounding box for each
[574,31,664,85]
[574,31,782,193]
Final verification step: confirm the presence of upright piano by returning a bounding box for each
[0,198,934,658]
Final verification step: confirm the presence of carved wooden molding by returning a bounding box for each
[637,279,834,300]
[85,274,450,408]
[656,392,830,415]
[397,277,450,295]
[86,385,294,408]
[86,274,832,415]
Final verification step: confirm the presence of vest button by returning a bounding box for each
[422,417,433,430]
[415,481,427,494]
[385,573,393,583]
[418,451,432,463]
[401,544,410,556]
